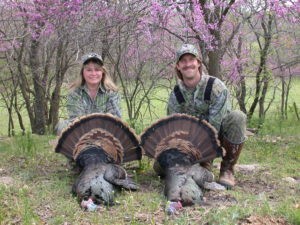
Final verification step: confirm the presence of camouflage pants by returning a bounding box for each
[219,110,247,144]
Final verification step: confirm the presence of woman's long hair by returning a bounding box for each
[70,59,118,92]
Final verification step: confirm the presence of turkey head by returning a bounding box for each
[140,114,225,206]
[55,113,141,206]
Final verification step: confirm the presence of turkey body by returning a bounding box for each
[72,146,138,205]
[156,149,214,206]
[73,163,115,205]
[165,164,214,206]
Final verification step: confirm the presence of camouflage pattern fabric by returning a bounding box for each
[221,110,247,144]
[55,84,121,135]
[176,44,201,62]
[67,84,121,120]
[167,74,246,144]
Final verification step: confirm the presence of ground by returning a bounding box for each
[0,135,299,224]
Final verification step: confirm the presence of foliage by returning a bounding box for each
[13,131,37,156]
[0,0,299,135]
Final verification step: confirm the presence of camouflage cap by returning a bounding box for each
[176,44,200,63]
[81,52,103,65]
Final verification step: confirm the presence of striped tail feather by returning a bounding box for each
[140,113,224,163]
[55,113,141,163]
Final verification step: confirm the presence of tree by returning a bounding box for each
[2,0,84,134]
[145,0,245,79]
[0,0,299,136]
[220,0,299,121]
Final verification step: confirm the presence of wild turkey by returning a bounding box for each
[55,113,141,206]
[140,113,225,206]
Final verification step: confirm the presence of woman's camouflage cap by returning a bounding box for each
[81,53,103,65]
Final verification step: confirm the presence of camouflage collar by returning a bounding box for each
[81,83,106,94]
[178,74,209,92]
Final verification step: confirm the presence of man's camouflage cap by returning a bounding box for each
[176,44,201,63]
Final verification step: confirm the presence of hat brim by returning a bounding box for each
[176,53,200,63]
[83,57,103,65]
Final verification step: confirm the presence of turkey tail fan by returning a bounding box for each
[140,113,225,163]
[73,128,124,164]
[55,113,141,163]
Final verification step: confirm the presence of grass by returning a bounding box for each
[0,78,300,224]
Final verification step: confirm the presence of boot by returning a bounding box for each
[218,138,244,188]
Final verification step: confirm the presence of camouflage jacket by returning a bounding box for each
[167,74,231,132]
[67,84,121,120]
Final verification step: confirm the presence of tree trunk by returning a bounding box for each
[30,39,46,134]
[258,73,269,119]
[235,36,247,114]
[8,108,14,137]
[247,14,273,120]
[236,78,247,114]
[14,96,25,135]
[208,50,221,79]
[17,37,35,130]
[284,74,292,119]
[280,76,285,119]
[48,42,63,131]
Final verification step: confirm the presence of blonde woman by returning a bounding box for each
[56,53,121,134]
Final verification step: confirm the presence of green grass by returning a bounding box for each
[0,118,299,224]
[0,78,300,224]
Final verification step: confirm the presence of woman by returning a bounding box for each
[56,53,121,135]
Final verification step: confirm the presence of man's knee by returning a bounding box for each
[221,110,247,144]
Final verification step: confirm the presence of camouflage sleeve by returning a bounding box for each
[66,91,86,120]
[167,91,181,115]
[208,80,231,132]
[105,92,122,118]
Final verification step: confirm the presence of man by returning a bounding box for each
[167,43,247,188]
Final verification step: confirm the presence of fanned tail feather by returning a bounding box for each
[140,114,224,163]
[55,113,141,163]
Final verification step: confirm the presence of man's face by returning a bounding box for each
[176,54,201,80]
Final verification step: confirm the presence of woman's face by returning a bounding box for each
[83,62,103,87]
